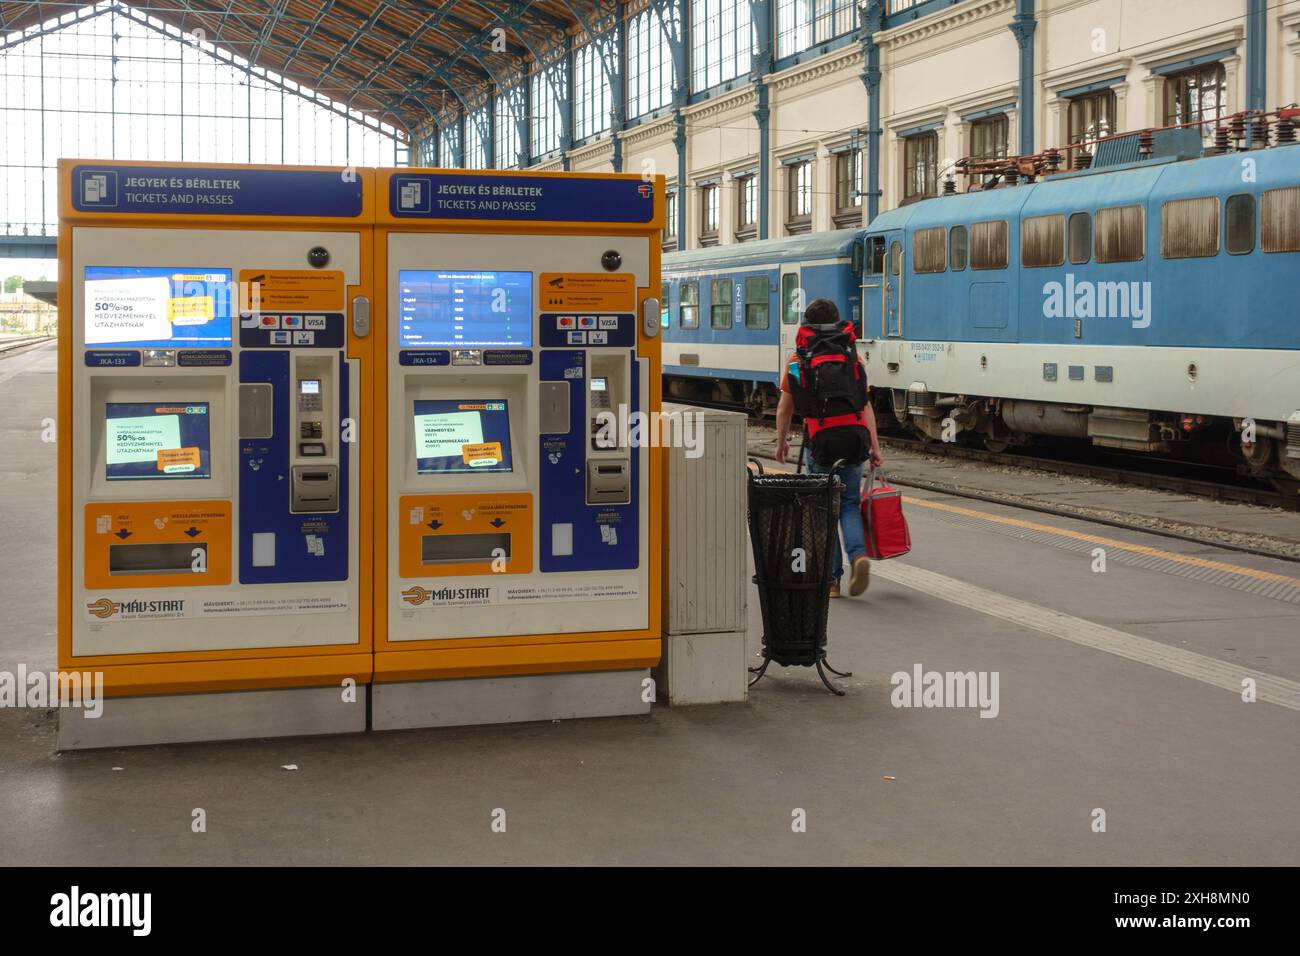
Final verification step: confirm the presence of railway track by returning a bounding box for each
[875,434,1299,512]
[741,427,1300,563]
[685,393,1299,511]
[0,335,55,358]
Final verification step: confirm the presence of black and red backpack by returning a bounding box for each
[787,319,871,466]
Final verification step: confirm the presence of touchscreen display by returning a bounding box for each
[105,402,212,480]
[413,399,513,474]
[398,270,532,348]
[85,267,233,348]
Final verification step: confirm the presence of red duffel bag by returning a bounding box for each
[860,469,911,560]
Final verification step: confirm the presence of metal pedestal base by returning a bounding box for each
[371,668,651,731]
[748,654,852,696]
[57,684,366,750]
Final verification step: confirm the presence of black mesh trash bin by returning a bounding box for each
[746,459,854,695]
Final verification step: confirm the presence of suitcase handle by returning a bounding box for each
[864,467,893,494]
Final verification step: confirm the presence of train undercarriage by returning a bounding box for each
[886,387,1300,494]
[663,373,780,418]
[663,370,1300,493]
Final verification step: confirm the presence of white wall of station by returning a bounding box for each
[564,0,1300,250]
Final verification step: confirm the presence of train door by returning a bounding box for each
[884,230,903,337]
[779,265,801,371]
[861,235,886,337]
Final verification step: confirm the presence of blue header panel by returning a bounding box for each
[390,172,654,223]
[71,164,363,217]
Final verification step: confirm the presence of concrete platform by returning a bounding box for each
[3,342,1298,864]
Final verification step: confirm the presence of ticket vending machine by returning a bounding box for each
[57,160,374,749]
[373,170,665,728]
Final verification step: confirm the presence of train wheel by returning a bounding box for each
[983,438,1010,453]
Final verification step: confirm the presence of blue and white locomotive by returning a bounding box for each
[662,125,1300,488]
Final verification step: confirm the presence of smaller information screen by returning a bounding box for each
[84,267,233,348]
[413,399,513,474]
[105,402,212,480]
[399,270,532,348]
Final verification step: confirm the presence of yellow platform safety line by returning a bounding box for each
[902,495,1300,588]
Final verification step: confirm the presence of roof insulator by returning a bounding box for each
[1230,114,1247,148]
[1275,115,1297,145]
[1251,116,1270,150]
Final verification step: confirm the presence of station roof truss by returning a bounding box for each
[0,0,621,140]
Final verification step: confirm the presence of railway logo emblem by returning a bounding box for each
[86,598,119,619]
[636,183,652,199]
[401,586,432,606]
[401,585,493,606]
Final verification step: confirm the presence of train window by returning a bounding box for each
[1262,187,1300,253]
[1068,213,1092,264]
[970,220,1009,270]
[1095,205,1144,263]
[913,227,947,273]
[781,273,800,324]
[1161,197,1219,259]
[1022,214,1065,268]
[1225,194,1256,255]
[660,281,670,327]
[710,279,733,329]
[680,281,699,328]
[949,225,968,271]
[865,236,886,275]
[889,241,902,276]
[744,276,770,329]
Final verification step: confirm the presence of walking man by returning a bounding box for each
[774,298,883,597]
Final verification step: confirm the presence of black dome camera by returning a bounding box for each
[307,246,330,268]
[600,249,622,271]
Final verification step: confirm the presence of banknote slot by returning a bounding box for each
[586,458,630,504]
[290,464,339,512]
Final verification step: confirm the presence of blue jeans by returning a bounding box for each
[807,456,865,583]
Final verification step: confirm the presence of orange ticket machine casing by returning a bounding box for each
[58,160,374,714]
[373,169,665,716]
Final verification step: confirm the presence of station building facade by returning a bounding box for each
[431,0,1300,255]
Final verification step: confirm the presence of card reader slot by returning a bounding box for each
[421,532,511,565]
[109,542,206,575]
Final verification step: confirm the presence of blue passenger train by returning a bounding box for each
[662,124,1300,488]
